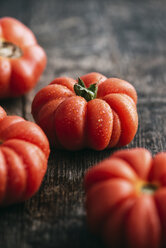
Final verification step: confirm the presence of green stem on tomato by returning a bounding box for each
[74,77,98,102]
[0,39,22,58]
[141,183,159,195]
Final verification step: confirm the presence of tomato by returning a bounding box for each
[84,148,166,248]
[0,17,46,98]
[0,106,50,205]
[31,72,138,150]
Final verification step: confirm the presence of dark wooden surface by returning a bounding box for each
[0,0,166,247]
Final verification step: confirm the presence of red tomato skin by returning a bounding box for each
[84,157,138,192]
[112,148,152,180]
[150,153,166,185]
[86,178,135,232]
[36,99,66,146]
[0,150,7,203]
[86,99,113,150]
[32,72,138,150]
[127,195,161,248]
[1,146,26,205]
[55,96,87,150]
[84,148,166,248]
[80,72,107,88]
[0,106,50,205]
[102,197,136,248]
[155,188,166,245]
[50,77,76,92]
[0,58,11,98]
[98,77,137,104]
[31,84,74,118]
[107,110,121,148]
[103,93,138,146]
[0,17,46,98]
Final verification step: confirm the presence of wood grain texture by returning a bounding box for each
[0,0,166,247]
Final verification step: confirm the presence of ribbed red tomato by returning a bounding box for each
[0,17,46,98]
[84,148,166,248]
[32,72,138,151]
[0,106,50,205]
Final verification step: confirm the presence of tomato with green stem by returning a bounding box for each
[32,72,138,150]
[84,148,166,248]
[0,17,46,98]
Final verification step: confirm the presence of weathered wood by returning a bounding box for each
[0,0,166,247]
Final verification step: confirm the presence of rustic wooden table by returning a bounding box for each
[0,0,166,247]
